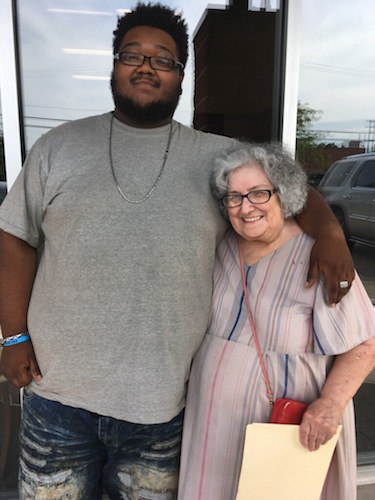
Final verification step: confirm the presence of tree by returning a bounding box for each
[295,101,333,172]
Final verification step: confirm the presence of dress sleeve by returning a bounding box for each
[312,271,375,355]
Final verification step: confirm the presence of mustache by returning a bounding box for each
[130,75,160,88]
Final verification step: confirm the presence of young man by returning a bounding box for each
[0,3,354,498]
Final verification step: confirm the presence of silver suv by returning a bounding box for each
[318,153,375,248]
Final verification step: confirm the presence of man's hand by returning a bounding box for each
[299,397,343,451]
[305,228,355,306]
[294,187,355,305]
[0,340,41,388]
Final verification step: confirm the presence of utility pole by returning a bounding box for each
[366,120,375,152]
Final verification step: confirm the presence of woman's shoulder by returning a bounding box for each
[215,228,239,267]
[218,227,238,251]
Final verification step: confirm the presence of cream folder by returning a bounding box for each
[236,423,342,500]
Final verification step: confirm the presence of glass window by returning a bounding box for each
[1,0,374,493]
[323,160,357,187]
[17,0,288,152]
[354,161,375,187]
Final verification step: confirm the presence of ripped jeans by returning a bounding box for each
[19,388,184,500]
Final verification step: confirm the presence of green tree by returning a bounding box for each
[295,101,333,172]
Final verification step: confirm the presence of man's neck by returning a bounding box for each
[113,109,173,129]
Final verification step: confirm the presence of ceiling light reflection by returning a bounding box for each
[73,75,110,81]
[63,49,112,56]
[48,9,113,16]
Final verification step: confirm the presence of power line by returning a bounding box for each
[300,60,375,78]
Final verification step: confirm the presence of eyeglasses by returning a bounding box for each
[222,188,279,208]
[114,52,184,72]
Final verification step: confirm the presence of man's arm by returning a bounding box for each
[0,230,41,387]
[295,187,355,307]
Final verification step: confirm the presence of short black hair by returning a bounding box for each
[113,2,188,67]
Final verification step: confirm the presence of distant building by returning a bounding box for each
[304,146,366,174]
[193,0,286,142]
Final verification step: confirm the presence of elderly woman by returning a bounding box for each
[178,142,375,500]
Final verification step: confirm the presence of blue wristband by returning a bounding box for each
[0,332,31,347]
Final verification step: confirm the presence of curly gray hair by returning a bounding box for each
[210,141,308,220]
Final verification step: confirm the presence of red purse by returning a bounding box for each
[269,398,308,424]
[239,238,308,425]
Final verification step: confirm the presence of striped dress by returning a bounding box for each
[178,229,375,500]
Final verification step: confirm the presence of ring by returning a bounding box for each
[339,280,349,289]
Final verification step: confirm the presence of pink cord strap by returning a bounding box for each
[238,236,274,405]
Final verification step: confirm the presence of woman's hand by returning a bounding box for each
[301,339,375,451]
[299,397,343,451]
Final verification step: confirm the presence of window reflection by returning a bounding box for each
[193,2,284,141]
[0,92,7,204]
[18,0,288,150]
[17,0,228,150]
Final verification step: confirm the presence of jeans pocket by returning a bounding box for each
[23,384,36,400]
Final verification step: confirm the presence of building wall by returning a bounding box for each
[193,3,284,142]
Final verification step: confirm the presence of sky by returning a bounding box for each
[298,0,375,143]
[6,0,375,148]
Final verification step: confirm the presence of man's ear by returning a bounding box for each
[179,71,185,94]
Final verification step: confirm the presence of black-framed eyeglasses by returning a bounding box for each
[222,188,279,208]
[114,52,185,72]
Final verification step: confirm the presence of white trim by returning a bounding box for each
[0,0,23,189]
[281,0,302,154]
[357,464,375,486]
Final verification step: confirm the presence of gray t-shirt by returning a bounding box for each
[0,113,235,423]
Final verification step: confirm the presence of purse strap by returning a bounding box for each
[238,236,275,406]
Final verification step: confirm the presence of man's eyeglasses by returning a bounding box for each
[222,188,279,208]
[114,52,185,72]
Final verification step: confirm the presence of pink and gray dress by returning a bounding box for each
[178,229,375,500]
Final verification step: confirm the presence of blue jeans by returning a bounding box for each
[19,388,184,499]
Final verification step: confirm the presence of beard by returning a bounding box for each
[110,71,181,124]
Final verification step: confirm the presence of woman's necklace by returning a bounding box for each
[108,113,173,204]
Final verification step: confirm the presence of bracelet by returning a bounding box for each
[0,332,31,347]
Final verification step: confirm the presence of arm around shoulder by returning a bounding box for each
[295,187,355,306]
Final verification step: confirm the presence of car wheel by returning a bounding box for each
[332,208,355,250]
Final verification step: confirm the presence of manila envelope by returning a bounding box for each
[236,423,342,500]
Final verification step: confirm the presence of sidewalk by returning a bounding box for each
[1,483,374,498]
[358,482,375,500]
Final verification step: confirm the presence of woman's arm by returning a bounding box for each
[0,230,41,387]
[299,337,375,451]
[295,187,355,307]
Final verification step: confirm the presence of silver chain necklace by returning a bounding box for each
[109,114,173,204]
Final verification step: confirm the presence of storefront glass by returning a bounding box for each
[0,0,374,492]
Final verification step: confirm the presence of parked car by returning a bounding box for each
[307,172,325,189]
[0,181,7,205]
[318,153,375,248]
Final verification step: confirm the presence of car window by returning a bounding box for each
[322,160,356,187]
[353,160,375,188]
